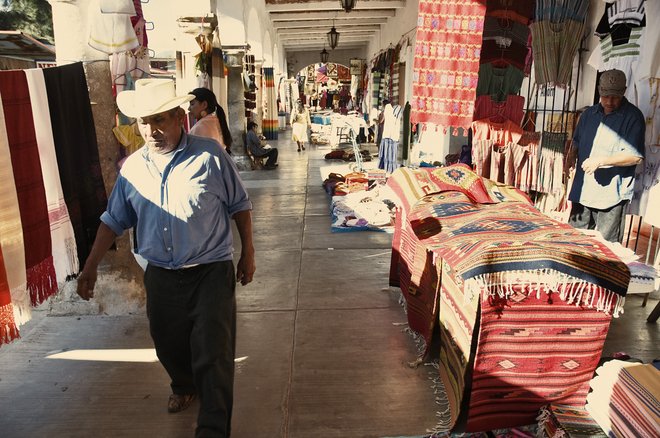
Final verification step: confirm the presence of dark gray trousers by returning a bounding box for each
[568,201,628,243]
[144,261,236,437]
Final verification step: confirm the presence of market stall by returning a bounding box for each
[387,164,631,432]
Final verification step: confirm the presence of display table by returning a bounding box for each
[387,165,631,432]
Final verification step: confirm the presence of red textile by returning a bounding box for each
[0,245,19,346]
[0,70,57,305]
[411,0,486,134]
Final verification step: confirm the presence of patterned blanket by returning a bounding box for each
[387,165,631,432]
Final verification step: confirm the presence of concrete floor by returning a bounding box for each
[0,131,658,438]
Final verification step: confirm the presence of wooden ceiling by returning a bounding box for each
[265,0,406,51]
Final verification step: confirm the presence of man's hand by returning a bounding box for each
[236,250,256,286]
[581,156,603,175]
[76,266,98,301]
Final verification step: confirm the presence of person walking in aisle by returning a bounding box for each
[246,121,278,169]
[188,87,233,154]
[565,69,645,242]
[76,79,255,437]
[290,99,311,151]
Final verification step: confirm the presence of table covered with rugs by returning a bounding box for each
[386,164,631,432]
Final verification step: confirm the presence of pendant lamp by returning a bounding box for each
[339,0,357,12]
[327,21,339,49]
[320,48,329,63]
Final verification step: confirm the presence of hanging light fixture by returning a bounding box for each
[320,47,329,63]
[339,0,357,12]
[327,24,339,49]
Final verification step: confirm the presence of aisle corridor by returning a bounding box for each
[0,130,657,438]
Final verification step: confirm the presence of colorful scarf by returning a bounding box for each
[0,70,57,306]
[262,67,278,140]
[25,69,79,284]
[411,0,486,134]
[0,245,19,346]
[42,63,108,270]
[0,92,30,325]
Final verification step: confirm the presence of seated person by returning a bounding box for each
[246,121,278,169]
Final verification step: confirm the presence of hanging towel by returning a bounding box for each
[0,92,30,326]
[42,63,108,270]
[0,70,57,306]
[25,69,79,284]
[0,245,20,346]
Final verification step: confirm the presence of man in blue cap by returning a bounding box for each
[566,69,645,242]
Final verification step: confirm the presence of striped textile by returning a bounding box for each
[0,70,57,306]
[371,71,382,109]
[586,361,660,438]
[537,404,606,437]
[391,68,400,106]
[25,69,79,284]
[530,19,586,87]
[411,0,485,134]
[262,67,278,140]
[0,91,29,326]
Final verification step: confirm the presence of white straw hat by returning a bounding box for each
[117,79,194,118]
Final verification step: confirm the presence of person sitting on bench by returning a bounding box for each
[246,121,278,170]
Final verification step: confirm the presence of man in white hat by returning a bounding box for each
[565,69,645,242]
[76,79,255,437]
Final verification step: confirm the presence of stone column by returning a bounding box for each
[48,0,145,314]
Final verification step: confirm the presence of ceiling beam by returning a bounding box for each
[269,9,396,21]
[272,18,384,28]
[265,1,405,13]
[276,26,380,35]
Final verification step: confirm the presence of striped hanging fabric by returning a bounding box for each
[411,0,486,134]
[262,67,278,140]
[25,69,79,284]
[0,92,30,327]
[0,70,57,306]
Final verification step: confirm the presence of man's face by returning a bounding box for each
[138,108,183,153]
[600,95,623,115]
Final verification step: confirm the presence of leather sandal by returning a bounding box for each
[167,393,196,413]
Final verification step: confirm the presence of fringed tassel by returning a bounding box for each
[65,236,79,281]
[465,269,625,316]
[0,303,20,346]
[26,255,58,306]
[425,361,453,436]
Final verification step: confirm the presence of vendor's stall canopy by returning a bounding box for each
[0,31,55,60]
[266,0,405,51]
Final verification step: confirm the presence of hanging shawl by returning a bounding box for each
[262,67,278,140]
[0,245,19,345]
[0,70,57,306]
[0,92,30,325]
[42,63,108,270]
[411,0,486,134]
[25,69,79,284]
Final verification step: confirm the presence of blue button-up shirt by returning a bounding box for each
[101,132,252,269]
[569,98,645,209]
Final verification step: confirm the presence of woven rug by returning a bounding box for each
[411,0,486,134]
[387,166,631,432]
[0,70,57,306]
